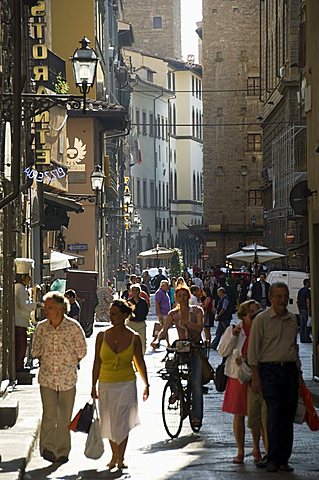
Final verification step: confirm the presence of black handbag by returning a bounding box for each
[214,359,228,392]
[76,401,94,433]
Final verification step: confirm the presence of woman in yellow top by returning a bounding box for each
[91,299,149,470]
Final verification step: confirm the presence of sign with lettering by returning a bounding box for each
[22,166,66,182]
[30,1,51,166]
[67,243,88,251]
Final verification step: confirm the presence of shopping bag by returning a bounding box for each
[300,384,319,431]
[237,360,252,385]
[84,402,104,459]
[68,409,82,431]
[214,361,227,392]
[75,401,94,433]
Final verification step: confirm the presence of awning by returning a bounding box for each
[50,250,80,271]
[44,192,84,213]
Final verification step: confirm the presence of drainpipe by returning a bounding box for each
[167,93,176,247]
[153,89,164,245]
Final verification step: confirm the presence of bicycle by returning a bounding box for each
[158,339,202,438]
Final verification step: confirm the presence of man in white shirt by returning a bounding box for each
[190,285,202,306]
[15,273,41,371]
[193,272,204,290]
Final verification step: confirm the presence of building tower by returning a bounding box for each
[202,1,264,264]
[123,0,181,60]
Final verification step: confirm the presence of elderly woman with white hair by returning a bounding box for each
[32,291,87,464]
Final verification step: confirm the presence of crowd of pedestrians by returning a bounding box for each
[16,258,313,474]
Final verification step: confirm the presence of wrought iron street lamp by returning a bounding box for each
[71,37,98,114]
[90,165,105,283]
[90,165,105,195]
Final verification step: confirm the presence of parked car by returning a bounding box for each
[266,270,309,316]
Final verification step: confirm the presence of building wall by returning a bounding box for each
[50,0,95,96]
[202,0,263,265]
[65,117,96,271]
[306,0,319,375]
[259,0,307,269]
[125,48,203,264]
[123,0,181,60]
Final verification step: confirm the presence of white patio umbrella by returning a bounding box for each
[226,243,285,263]
[50,251,79,271]
[137,246,174,260]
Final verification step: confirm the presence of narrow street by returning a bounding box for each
[22,297,319,480]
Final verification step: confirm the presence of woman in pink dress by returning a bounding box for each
[218,300,261,464]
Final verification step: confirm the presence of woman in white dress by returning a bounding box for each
[91,299,149,470]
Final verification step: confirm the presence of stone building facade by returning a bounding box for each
[202,1,264,265]
[123,0,181,60]
[259,0,307,270]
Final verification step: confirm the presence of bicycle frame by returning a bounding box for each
[158,341,201,438]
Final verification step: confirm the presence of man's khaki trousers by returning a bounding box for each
[40,386,76,459]
[125,319,146,354]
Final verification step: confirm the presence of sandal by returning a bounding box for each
[232,454,244,464]
[107,460,117,469]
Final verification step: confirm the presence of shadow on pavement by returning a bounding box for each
[23,466,130,480]
[0,458,26,474]
[140,434,202,453]
[23,463,61,479]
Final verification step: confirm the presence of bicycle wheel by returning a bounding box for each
[162,380,184,438]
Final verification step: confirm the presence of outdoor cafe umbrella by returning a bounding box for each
[137,246,174,260]
[50,250,79,271]
[226,243,285,264]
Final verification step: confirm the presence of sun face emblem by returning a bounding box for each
[66,137,87,165]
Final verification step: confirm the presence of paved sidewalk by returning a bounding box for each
[0,304,319,479]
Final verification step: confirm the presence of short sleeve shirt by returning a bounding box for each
[32,316,87,391]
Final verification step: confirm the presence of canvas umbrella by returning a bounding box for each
[226,243,285,263]
[137,246,174,260]
[50,251,79,271]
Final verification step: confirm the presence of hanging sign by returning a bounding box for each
[30,0,51,166]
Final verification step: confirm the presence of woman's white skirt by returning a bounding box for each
[98,380,140,444]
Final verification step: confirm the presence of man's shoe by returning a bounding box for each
[266,462,278,472]
[56,456,69,464]
[42,449,57,463]
[279,464,294,472]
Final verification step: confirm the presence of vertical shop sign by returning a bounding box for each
[30,0,51,166]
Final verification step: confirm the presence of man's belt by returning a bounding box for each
[260,361,296,367]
